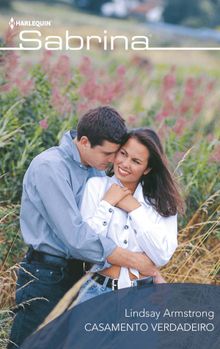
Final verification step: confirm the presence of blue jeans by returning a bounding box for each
[77,277,112,304]
[7,258,83,349]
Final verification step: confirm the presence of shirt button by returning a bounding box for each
[124,240,128,244]
[134,229,137,234]
[124,225,129,230]
[109,208,113,213]
[103,221,107,226]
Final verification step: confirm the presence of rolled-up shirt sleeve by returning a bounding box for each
[33,162,117,264]
[128,205,178,266]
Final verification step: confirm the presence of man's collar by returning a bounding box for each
[59,130,88,170]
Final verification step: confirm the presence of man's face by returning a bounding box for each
[83,139,120,170]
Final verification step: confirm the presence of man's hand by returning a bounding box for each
[103,184,131,206]
[107,248,165,283]
[153,271,166,284]
[107,248,155,275]
[133,252,157,276]
[116,194,141,213]
[134,253,166,283]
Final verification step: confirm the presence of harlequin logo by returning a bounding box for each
[8,17,52,29]
[9,17,15,30]
[3,16,150,51]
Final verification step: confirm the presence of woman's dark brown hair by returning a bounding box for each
[122,128,184,217]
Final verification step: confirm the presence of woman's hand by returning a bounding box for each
[103,184,131,206]
[116,194,141,213]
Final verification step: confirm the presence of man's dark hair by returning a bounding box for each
[76,106,127,147]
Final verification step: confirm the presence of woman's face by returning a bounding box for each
[113,137,151,190]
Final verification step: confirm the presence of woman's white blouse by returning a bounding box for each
[80,175,178,289]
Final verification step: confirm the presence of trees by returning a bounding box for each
[74,0,109,14]
[0,0,12,8]
[162,0,220,27]
[162,0,201,25]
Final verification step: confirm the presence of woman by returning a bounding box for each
[77,128,183,303]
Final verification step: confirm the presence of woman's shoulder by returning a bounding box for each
[87,176,109,187]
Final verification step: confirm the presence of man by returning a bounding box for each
[8,106,156,348]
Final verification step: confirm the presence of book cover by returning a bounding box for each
[0,1,219,348]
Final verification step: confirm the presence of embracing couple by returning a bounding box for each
[8,106,183,348]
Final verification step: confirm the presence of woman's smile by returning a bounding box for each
[117,166,131,176]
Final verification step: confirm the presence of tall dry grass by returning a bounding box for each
[163,190,220,284]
